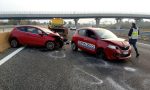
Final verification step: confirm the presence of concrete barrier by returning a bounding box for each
[0,32,10,53]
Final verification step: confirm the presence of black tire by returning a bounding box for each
[10,39,19,48]
[55,41,64,49]
[59,41,64,48]
[71,42,78,51]
[96,49,106,59]
[45,41,55,50]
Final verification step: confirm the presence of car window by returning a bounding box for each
[95,29,118,39]
[78,29,86,36]
[85,30,97,39]
[17,27,27,32]
[27,27,42,34]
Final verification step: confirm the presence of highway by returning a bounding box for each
[0,39,150,90]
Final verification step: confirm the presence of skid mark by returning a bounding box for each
[48,50,66,59]
[106,77,126,90]
[73,66,103,85]
[124,67,136,72]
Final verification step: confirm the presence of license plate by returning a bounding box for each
[123,51,128,54]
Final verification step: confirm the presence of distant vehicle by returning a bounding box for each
[71,27,131,60]
[70,27,77,30]
[48,18,68,41]
[9,25,64,50]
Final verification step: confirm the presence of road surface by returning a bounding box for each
[0,41,150,90]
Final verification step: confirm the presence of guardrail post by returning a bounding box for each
[3,26,4,32]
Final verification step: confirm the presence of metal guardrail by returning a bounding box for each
[0,25,14,32]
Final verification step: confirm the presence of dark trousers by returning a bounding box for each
[129,39,139,55]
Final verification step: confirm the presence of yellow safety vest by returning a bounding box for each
[131,28,138,39]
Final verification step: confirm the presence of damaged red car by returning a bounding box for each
[9,25,64,50]
[71,27,131,60]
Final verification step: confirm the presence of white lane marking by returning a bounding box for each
[106,77,126,90]
[138,42,150,47]
[124,67,136,72]
[0,47,25,66]
[74,66,103,85]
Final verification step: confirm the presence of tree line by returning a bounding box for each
[0,19,45,25]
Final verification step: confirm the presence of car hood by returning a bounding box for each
[102,38,129,47]
[48,32,60,37]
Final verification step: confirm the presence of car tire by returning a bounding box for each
[97,49,106,59]
[59,41,64,48]
[46,41,55,50]
[10,39,19,48]
[71,42,78,51]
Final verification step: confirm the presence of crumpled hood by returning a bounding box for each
[48,32,60,37]
[102,38,129,47]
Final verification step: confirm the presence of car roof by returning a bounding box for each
[77,27,108,31]
[15,25,45,29]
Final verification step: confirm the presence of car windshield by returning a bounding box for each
[95,29,118,39]
[39,27,53,34]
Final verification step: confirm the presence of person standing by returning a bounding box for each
[128,23,140,57]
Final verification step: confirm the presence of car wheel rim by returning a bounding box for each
[47,42,54,50]
[72,43,76,50]
[11,40,17,47]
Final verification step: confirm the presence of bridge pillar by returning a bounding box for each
[135,18,142,27]
[116,18,122,30]
[95,18,101,27]
[74,18,79,28]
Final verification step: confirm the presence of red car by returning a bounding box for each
[71,27,131,60]
[9,25,64,50]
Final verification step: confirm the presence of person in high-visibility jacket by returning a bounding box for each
[128,23,140,57]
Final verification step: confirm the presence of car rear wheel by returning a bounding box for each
[71,42,78,51]
[97,49,106,59]
[46,41,55,50]
[10,39,19,48]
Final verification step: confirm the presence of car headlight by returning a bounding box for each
[107,45,117,49]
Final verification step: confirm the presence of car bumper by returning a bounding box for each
[105,47,131,60]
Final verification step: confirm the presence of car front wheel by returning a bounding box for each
[71,42,78,51]
[46,41,55,50]
[10,39,19,48]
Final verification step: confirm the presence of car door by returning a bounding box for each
[76,29,87,50]
[26,27,45,46]
[82,29,97,53]
[16,26,29,45]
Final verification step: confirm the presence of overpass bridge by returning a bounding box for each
[0,12,150,29]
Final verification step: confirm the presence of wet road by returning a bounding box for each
[0,42,150,90]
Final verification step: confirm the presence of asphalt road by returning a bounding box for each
[0,41,150,90]
[0,29,150,90]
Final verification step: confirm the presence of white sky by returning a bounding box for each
[0,0,150,14]
[0,0,150,23]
